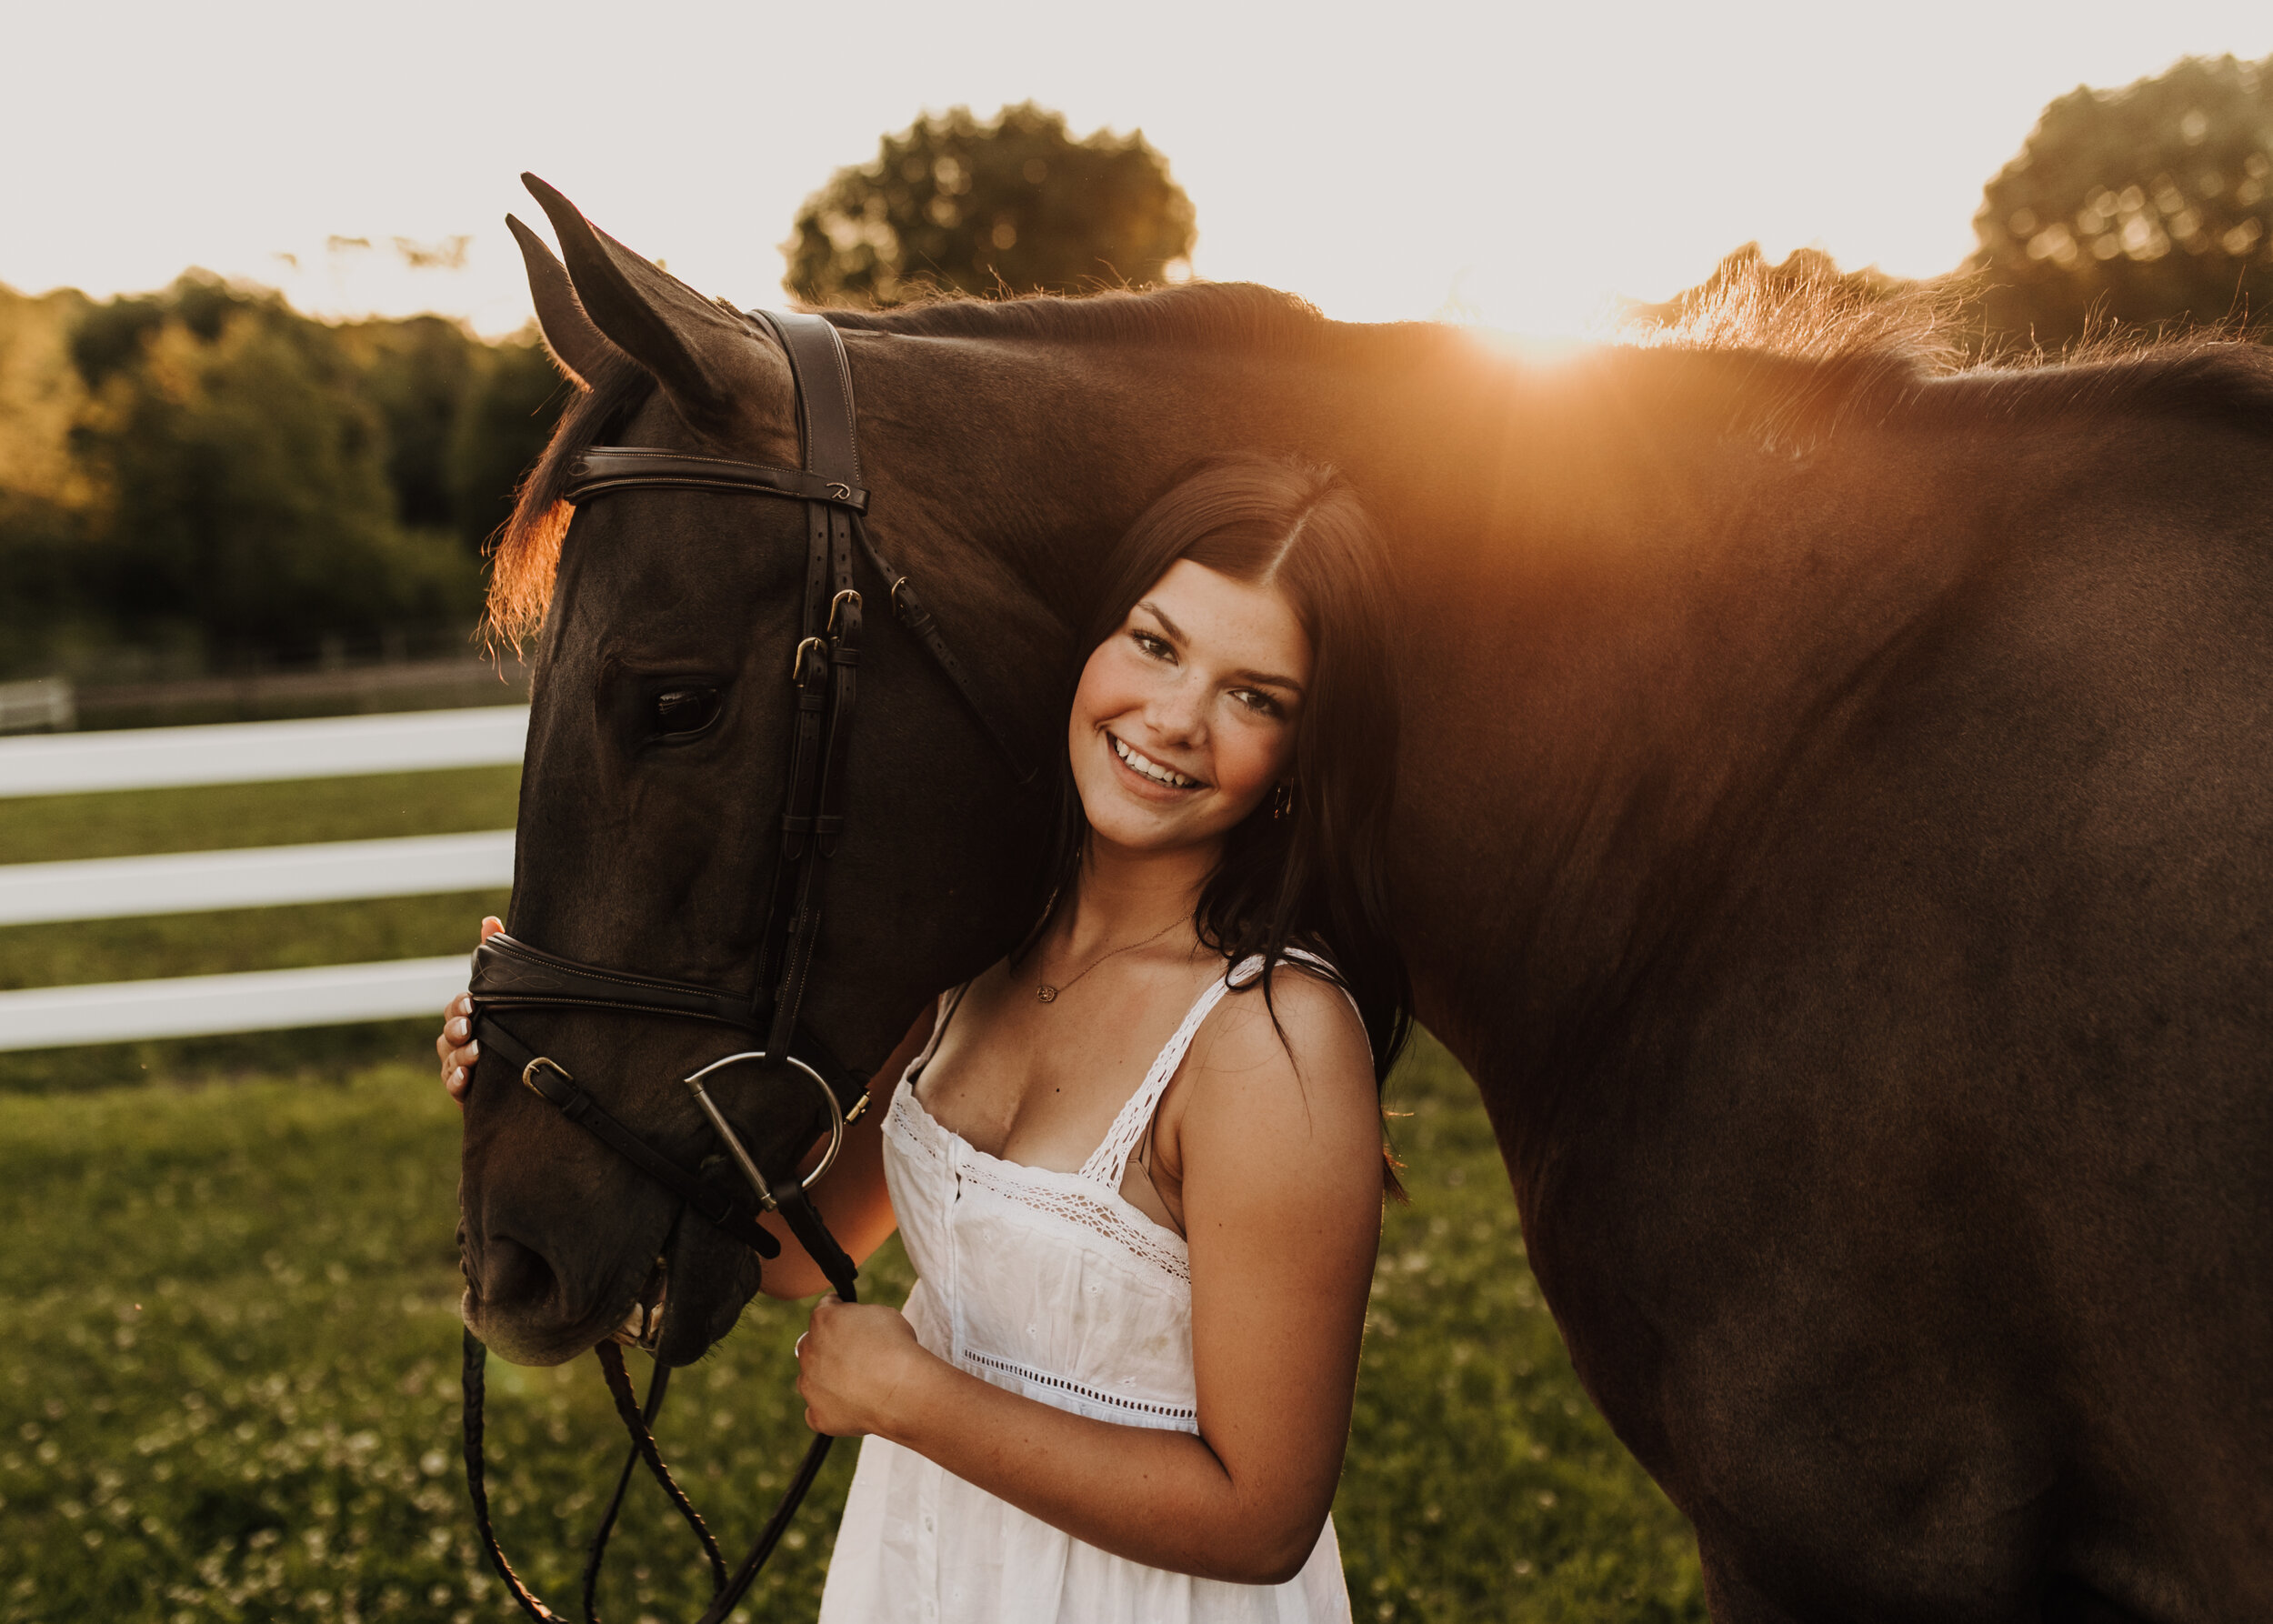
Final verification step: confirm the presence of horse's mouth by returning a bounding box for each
[610,1255,668,1353]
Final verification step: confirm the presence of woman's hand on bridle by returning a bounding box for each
[437,916,506,1107]
[796,1294,928,1438]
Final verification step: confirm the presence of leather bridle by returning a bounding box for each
[459,308,1033,1623]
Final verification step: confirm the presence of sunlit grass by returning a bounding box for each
[0,1038,1702,1623]
[0,891,510,994]
[0,764,1701,1616]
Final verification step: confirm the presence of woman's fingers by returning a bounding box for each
[439,927,502,1107]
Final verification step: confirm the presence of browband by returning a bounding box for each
[565,447,867,514]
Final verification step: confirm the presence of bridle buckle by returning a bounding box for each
[521,1056,572,1097]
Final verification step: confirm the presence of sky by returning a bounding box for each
[5,0,2270,340]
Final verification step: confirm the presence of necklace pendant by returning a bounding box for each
[1036,984,1058,1003]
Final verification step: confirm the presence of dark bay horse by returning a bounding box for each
[456,177,2273,1623]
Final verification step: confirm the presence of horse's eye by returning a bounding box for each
[654,687,720,737]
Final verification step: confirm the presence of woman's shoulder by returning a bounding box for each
[1194,951,1374,1096]
[1171,952,1381,1186]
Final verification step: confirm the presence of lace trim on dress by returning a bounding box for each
[953,1146,1192,1282]
[889,951,1361,1286]
[889,1088,945,1165]
[961,1348,1197,1422]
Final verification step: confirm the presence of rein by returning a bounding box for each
[460,308,1030,1622]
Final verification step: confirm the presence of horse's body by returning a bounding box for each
[459,185,2273,1622]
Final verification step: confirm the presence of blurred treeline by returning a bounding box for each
[1638,52,2273,356]
[5,57,2272,686]
[0,276,560,683]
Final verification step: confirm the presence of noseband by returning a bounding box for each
[460,309,1032,1624]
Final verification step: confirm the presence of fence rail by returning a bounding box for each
[0,831,516,927]
[0,709,524,1051]
[0,957,475,1052]
[1,705,528,797]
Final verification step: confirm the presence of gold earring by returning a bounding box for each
[1270,782,1296,821]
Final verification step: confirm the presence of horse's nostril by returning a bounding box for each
[476,1234,563,1314]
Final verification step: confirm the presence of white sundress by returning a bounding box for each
[816,953,1355,1624]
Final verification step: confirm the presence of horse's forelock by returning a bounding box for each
[485,346,657,650]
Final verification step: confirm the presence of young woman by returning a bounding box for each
[440,453,1410,1623]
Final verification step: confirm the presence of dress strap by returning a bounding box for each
[1078,957,1258,1188]
[1075,947,1371,1187]
[900,984,967,1090]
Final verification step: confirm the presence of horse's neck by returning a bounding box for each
[876,332,1976,1137]
[1365,347,1983,1158]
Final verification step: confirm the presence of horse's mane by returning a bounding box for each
[823,280,1355,354]
[486,270,2273,644]
[1626,246,2273,452]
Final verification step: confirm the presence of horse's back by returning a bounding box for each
[1548,419,2273,1619]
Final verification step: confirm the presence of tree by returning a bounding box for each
[337,316,565,554]
[0,272,566,677]
[1971,54,2273,350]
[0,286,97,675]
[785,102,1197,306]
[339,315,480,536]
[68,275,479,658]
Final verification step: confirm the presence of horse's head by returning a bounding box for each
[457,177,1056,1368]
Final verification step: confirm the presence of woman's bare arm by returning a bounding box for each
[796,974,1380,1582]
[750,1002,931,1298]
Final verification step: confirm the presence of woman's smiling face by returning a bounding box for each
[1068,557,1312,860]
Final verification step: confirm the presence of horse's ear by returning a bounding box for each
[506,214,621,389]
[520,172,772,440]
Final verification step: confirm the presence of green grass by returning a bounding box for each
[0,766,522,866]
[0,892,511,993]
[0,1038,1703,1624]
[1,763,1703,1616]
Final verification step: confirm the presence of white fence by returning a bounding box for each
[0,707,526,1052]
[0,677,75,736]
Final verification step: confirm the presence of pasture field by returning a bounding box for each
[0,1039,1705,1623]
[1,765,1703,1618]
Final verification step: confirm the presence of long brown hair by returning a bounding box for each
[1026,453,1413,1097]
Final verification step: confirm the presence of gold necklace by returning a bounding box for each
[1036,916,1187,1003]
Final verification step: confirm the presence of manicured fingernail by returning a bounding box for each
[464,1041,478,1059]
[449,1068,466,1093]
[446,1018,469,1040]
